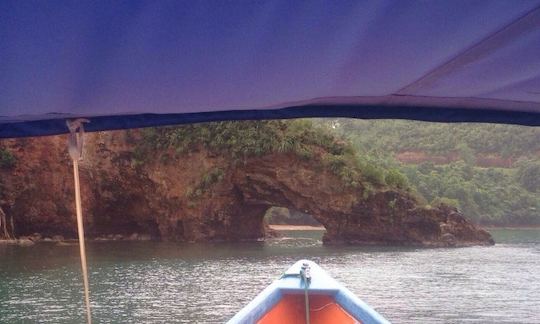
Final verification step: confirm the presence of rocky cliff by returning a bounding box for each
[0,123,494,247]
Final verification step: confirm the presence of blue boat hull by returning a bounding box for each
[228,260,390,324]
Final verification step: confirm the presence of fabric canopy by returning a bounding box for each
[1,0,540,138]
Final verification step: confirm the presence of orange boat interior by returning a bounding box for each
[257,294,360,324]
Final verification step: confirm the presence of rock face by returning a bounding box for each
[0,131,494,247]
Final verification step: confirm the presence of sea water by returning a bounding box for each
[0,228,539,323]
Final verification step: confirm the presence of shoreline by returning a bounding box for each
[483,225,540,229]
[269,224,326,231]
[2,226,538,246]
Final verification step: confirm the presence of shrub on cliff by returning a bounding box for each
[0,148,16,169]
[431,197,460,209]
[385,168,408,189]
[186,167,225,199]
[355,157,386,186]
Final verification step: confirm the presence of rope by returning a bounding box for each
[310,302,335,312]
[303,281,310,324]
[67,119,92,324]
[300,263,311,324]
[281,263,312,324]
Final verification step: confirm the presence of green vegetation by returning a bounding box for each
[0,148,16,169]
[135,120,410,190]
[186,168,225,199]
[402,162,539,225]
[516,160,540,193]
[135,120,346,160]
[319,119,540,225]
[385,168,408,190]
[329,119,539,157]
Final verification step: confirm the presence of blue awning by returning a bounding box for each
[1,0,539,138]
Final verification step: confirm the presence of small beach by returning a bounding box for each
[268,224,326,231]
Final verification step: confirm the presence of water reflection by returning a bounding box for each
[0,229,539,323]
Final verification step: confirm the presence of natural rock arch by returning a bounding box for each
[168,154,494,247]
[0,132,494,247]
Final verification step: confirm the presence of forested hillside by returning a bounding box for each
[318,119,540,226]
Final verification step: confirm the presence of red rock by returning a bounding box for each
[0,131,494,247]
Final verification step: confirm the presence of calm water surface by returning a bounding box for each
[1,228,539,323]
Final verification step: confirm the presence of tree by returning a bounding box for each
[517,161,540,193]
[0,206,13,239]
[385,168,408,189]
